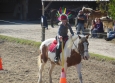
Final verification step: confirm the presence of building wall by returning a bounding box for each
[0,0,16,19]
[28,0,42,20]
[0,0,97,20]
[0,0,42,20]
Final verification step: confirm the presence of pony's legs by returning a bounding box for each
[49,62,55,83]
[38,62,45,83]
[64,62,67,76]
[75,63,82,83]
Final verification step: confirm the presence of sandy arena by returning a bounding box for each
[0,22,115,83]
[0,40,115,83]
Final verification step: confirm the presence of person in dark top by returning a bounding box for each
[54,14,74,63]
[96,19,104,33]
[76,10,86,34]
[94,18,104,38]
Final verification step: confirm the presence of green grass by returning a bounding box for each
[0,35,115,64]
[0,35,41,48]
[90,53,115,64]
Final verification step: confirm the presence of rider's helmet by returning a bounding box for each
[61,14,67,20]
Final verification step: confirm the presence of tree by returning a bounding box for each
[108,0,115,20]
[97,0,115,20]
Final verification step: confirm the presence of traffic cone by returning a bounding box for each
[59,68,67,83]
[0,57,3,70]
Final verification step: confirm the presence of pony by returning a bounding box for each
[37,34,90,83]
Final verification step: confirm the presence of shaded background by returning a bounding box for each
[0,0,98,21]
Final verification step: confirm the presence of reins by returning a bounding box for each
[71,39,78,49]
[71,36,88,55]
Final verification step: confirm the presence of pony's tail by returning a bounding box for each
[38,51,42,67]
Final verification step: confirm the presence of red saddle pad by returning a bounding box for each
[48,40,57,52]
[48,38,68,53]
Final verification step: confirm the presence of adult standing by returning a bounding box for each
[13,0,23,20]
[76,10,86,34]
[50,9,57,28]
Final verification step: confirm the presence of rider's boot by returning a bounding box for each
[54,48,60,63]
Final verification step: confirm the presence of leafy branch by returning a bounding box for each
[97,0,115,20]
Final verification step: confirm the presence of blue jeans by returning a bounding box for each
[76,23,84,34]
[108,31,115,40]
[91,29,97,38]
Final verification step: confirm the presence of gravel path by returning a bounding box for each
[0,21,115,58]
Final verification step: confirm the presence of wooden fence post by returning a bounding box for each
[41,1,45,41]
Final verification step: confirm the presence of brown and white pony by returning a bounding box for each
[38,35,90,83]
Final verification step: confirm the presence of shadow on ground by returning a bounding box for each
[0,19,41,25]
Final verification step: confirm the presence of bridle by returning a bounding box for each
[71,37,89,56]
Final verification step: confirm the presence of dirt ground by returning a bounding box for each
[0,40,115,83]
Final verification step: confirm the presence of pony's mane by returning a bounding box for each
[66,35,78,48]
[64,35,80,58]
[66,34,86,49]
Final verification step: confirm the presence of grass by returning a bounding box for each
[0,35,41,48]
[0,35,115,64]
[90,53,115,64]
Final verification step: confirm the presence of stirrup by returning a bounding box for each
[54,57,59,63]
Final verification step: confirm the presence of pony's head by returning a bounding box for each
[77,35,89,60]
[67,34,90,60]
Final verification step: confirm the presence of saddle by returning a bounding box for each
[48,37,68,53]
[48,40,57,52]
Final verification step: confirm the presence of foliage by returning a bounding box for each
[108,0,115,20]
[97,0,115,20]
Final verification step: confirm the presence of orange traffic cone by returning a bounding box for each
[0,57,3,70]
[60,68,67,83]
